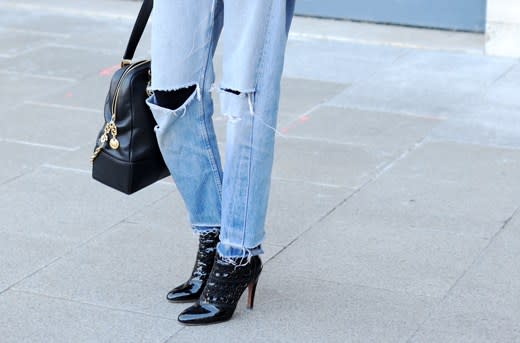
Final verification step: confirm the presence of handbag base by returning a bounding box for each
[92,150,170,195]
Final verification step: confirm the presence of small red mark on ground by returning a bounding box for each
[280,127,289,134]
[99,64,120,76]
[65,92,73,98]
[298,115,310,122]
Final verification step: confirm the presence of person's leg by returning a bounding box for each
[217,0,296,259]
[147,0,224,232]
[177,0,296,325]
[147,0,224,301]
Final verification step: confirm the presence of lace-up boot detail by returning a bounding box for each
[166,230,219,302]
[177,254,262,325]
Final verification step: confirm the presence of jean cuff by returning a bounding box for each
[216,242,263,258]
[192,225,220,235]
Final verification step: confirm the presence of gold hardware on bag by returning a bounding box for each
[109,138,120,150]
[91,59,150,163]
[146,68,153,96]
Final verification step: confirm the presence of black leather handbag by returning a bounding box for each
[91,0,169,194]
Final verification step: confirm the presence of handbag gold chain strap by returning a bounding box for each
[91,59,150,162]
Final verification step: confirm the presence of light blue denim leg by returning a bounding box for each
[217,0,296,258]
[146,0,224,231]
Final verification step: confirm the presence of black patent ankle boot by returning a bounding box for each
[166,230,219,302]
[177,254,262,325]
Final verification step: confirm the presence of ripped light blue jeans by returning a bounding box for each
[146,0,295,258]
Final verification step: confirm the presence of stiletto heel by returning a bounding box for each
[178,254,262,325]
[246,277,260,309]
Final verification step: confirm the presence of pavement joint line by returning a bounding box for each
[278,97,334,135]
[40,164,175,188]
[329,48,411,100]
[326,103,448,122]
[1,191,175,298]
[0,42,49,59]
[289,32,484,55]
[162,326,187,343]
[45,42,123,55]
[372,135,428,180]
[42,164,90,174]
[427,135,520,151]
[491,61,519,84]
[0,255,62,297]
[271,176,349,189]
[0,172,27,188]
[404,205,520,343]
[0,138,80,152]
[0,70,77,82]
[0,2,137,21]
[266,133,429,266]
[6,289,180,322]
[279,134,373,147]
[24,100,99,114]
[0,26,70,39]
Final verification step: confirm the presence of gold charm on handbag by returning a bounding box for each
[109,137,120,149]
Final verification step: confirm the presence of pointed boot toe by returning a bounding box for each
[177,254,262,325]
[178,302,232,325]
[167,230,219,303]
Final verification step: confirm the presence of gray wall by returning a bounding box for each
[295,0,487,32]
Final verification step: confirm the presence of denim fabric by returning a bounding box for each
[146,0,295,258]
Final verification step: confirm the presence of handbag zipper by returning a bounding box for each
[91,59,150,162]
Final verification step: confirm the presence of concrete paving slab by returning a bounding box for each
[61,21,151,56]
[167,271,436,343]
[42,144,114,174]
[330,141,520,238]
[265,179,353,246]
[392,49,514,77]
[0,290,179,343]
[0,103,100,149]
[0,167,171,243]
[0,141,67,186]
[0,71,75,109]
[272,138,388,188]
[267,212,488,298]
[408,327,512,343]
[12,221,196,320]
[0,44,120,80]
[281,106,439,153]
[0,5,150,56]
[429,102,520,148]
[277,78,348,126]
[290,16,484,54]
[12,214,279,319]
[495,62,520,86]
[485,81,520,109]
[0,231,71,293]
[283,38,406,84]
[409,213,520,342]
[0,28,51,58]
[329,51,517,118]
[40,76,111,111]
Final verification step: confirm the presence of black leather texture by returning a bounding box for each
[92,60,169,194]
[91,0,169,195]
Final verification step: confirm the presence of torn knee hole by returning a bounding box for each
[154,85,197,111]
[222,88,241,96]
[220,88,256,118]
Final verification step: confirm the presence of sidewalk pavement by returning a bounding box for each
[1,1,519,342]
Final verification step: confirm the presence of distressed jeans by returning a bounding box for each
[146,0,295,258]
